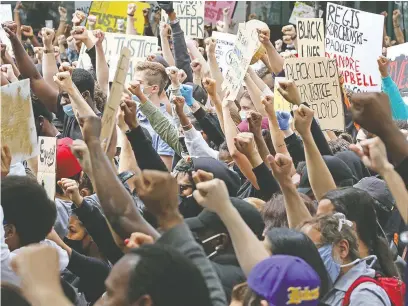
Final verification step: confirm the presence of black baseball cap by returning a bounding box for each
[298,156,358,195]
[185,197,265,240]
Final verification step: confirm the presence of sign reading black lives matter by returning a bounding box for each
[297,18,325,57]
[284,57,344,131]
[161,1,205,38]
[325,2,384,93]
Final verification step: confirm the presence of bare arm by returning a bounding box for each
[203,78,225,133]
[5,26,59,113]
[13,3,22,41]
[268,154,312,228]
[93,30,109,95]
[393,10,405,45]
[1,47,20,78]
[248,64,271,93]
[83,116,159,240]
[247,111,271,168]
[206,40,224,97]
[42,28,60,92]
[54,7,68,46]
[258,28,284,75]
[222,100,259,189]
[126,3,137,35]
[295,106,336,201]
[244,72,268,117]
[160,24,176,67]
[118,129,140,192]
[382,167,408,223]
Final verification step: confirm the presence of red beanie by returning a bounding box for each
[56,137,82,179]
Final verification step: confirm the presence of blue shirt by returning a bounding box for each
[136,103,175,157]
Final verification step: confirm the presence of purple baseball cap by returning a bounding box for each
[247,255,321,306]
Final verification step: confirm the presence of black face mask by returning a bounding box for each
[178,195,203,218]
[63,237,85,255]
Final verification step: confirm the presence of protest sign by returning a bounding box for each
[284,57,344,131]
[1,79,39,164]
[87,1,149,34]
[37,137,57,200]
[222,22,261,101]
[161,1,205,38]
[297,18,324,57]
[289,2,323,24]
[0,4,12,23]
[78,33,158,82]
[325,2,383,93]
[274,77,292,112]
[100,47,131,150]
[212,31,236,76]
[204,1,236,26]
[388,43,408,106]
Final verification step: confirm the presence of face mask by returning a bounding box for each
[239,111,247,121]
[63,104,75,117]
[318,244,341,284]
[63,237,85,254]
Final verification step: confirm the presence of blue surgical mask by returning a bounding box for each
[132,94,141,103]
[318,244,341,284]
[63,104,75,117]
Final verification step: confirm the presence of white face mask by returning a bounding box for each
[239,111,247,121]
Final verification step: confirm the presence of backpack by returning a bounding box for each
[342,274,406,306]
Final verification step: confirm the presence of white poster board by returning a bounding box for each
[388,43,408,107]
[222,23,260,101]
[0,4,12,23]
[212,31,236,77]
[161,1,205,38]
[78,33,158,82]
[284,57,344,131]
[289,2,323,24]
[325,2,384,93]
[297,18,324,57]
[37,137,57,200]
[1,79,39,164]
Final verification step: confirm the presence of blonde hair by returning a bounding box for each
[135,61,169,95]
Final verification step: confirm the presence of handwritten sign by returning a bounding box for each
[37,137,57,200]
[1,79,39,164]
[222,22,261,100]
[204,1,236,25]
[274,77,292,112]
[388,43,408,106]
[78,33,158,82]
[212,31,236,76]
[297,18,324,57]
[284,57,344,131]
[87,1,149,34]
[100,47,131,150]
[325,3,384,93]
[161,1,205,38]
[289,2,323,24]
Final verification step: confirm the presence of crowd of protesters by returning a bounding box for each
[1,1,408,305]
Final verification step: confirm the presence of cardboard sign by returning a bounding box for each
[100,47,131,149]
[284,57,344,131]
[1,79,39,164]
[325,3,384,93]
[388,43,408,106]
[87,1,150,34]
[37,137,57,200]
[161,1,205,38]
[289,2,323,24]
[204,1,236,26]
[78,33,158,82]
[222,23,261,100]
[0,4,12,23]
[212,31,236,76]
[297,18,324,57]
[274,77,292,112]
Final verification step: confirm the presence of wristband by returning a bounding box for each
[60,17,67,22]
[127,14,134,17]
[44,49,54,54]
[182,122,191,129]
